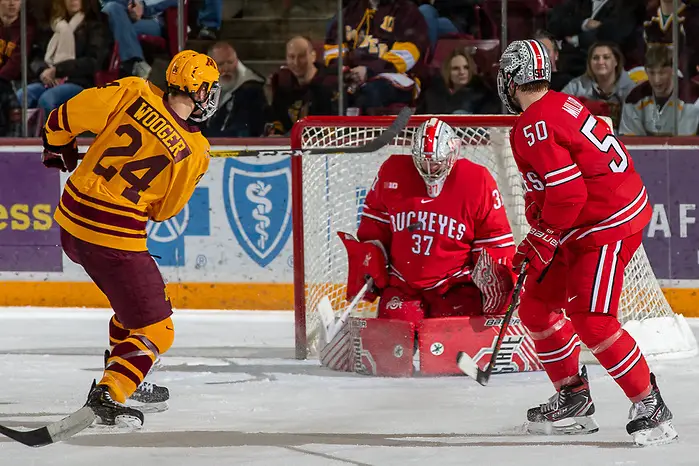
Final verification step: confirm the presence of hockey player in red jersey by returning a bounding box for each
[319,118,545,377]
[351,117,516,323]
[497,39,676,446]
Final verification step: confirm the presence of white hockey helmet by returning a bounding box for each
[497,39,551,114]
[411,118,461,198]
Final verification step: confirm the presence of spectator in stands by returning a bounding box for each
[0,0,31,137]
[325,0,429,115]
[201,41,267,138]
[619,45,699,136]
[101,0,177,78]
[267,36,336,136]
[562,42,635,131]
[414,0,479,48]
[644,0,699,80]
[197,0,221,40]
[534,30,573,91]
[547,0,645,77]
[17,0,107,121]
[417,46,499,114]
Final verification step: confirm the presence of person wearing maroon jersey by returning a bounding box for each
[343,117,516,328]
[496,39,677,446]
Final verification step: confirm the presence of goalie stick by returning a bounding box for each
[78,107,415,160]
[0,406,96,447]
[456,261,528,386]
[318,277,374,344]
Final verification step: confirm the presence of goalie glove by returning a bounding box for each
[513,222,561,276]
[472,248,515,315]
[41,129,78,172]
[338,231,389,302]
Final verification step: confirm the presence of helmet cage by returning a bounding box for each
[411,119,461,198]
[188,81,221,123]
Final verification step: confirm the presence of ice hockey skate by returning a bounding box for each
[105,350,170,413]
[526,366,599,435]
[626,373,678,446]
[86,380,144,428]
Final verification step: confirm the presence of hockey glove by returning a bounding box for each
[513,223,561,275]
[338,231,389,302]
[41,129,78,172]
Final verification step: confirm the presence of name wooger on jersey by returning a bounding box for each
[391,210,467,241]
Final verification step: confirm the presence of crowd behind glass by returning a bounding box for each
[0,0,694,138]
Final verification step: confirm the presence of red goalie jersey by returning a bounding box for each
[511,91,652,247]
[357,154,515,292]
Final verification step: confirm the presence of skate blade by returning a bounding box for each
[526,416,600,435]
[126,400,168,414]
[632,421,678,447]
[114,413,143,429]
[91,414,143,430]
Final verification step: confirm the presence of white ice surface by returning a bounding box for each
[0,307,697,466]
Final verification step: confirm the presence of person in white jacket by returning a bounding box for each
[562,41,636,131]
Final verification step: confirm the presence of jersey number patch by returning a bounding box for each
[580,115,629,173]
[92,124,171,204]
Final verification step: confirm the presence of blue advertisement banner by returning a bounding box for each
[634,147,699,280]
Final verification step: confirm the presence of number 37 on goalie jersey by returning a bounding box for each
[517,114,631,194]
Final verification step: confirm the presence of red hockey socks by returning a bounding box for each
[571,314,651,400]
[527,314,581,388]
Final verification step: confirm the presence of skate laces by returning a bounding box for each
[138,381,155,393]
[543,390,565,412]
[629,392,658,420]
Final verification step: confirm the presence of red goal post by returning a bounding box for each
[290,115,697,361]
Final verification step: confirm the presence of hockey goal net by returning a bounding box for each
[290,115,697,361]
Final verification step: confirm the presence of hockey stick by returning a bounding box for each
[456,261,528,386]
[0,406,95,447]
[77,107,414,160]
[318,277,374,344]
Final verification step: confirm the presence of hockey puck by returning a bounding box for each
[408,222,423,232]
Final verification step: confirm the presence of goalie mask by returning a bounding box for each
[497,40,551,114]
[166,50,221,123]
[411,118,461,198]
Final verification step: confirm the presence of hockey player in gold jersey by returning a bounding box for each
[41,50,220,428]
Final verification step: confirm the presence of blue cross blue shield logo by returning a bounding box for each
[146,187,210,266]
[223,157,292,268]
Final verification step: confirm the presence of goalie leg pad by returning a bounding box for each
[348,317,415,377]
[418,316,544,375]
[320,321,353,371]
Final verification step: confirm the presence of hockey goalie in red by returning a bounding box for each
[320,118,543,377]
[497,39,676,446]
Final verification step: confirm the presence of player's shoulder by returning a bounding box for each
[453,158,494,185]
[110,76,152,95]
[522,90,588,133]
[380,154,412,173]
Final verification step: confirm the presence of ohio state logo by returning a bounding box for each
[386,296,403,310]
